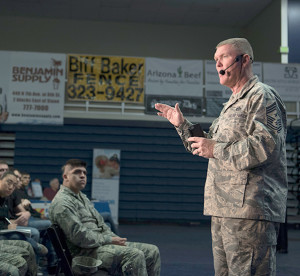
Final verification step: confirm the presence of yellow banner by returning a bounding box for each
[67,55,145,103]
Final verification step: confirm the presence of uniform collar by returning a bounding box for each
[230,75,259,101]
[222,75,259,113]
[61,185,81,199]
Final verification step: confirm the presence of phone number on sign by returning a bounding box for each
[67,84,144,102]
[23,105,49,111]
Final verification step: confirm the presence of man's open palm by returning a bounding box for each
[155,103,184,127]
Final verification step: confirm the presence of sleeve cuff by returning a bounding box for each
[213,142,226,160]
[103,235,112,245]
[175,119,191,133]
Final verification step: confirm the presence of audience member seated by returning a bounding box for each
[0,249,28,276]
[0,160,9,178]
[11,169,57,275]
[0,239,37,276]
[49,159,161,276]
[20,171,34,197]
[6,169,40,242]
[0,171,49,262]
[14,170,51,228]
[43,178,60,201]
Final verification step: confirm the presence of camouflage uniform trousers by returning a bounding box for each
[211,217,279,276]
[77,241,161,276]
[0,254,26,276]
[0,241,27,276]
[0,240,37,276]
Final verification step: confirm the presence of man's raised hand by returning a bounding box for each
[155,103,184,127]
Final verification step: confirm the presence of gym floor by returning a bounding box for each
[119,222,300,276]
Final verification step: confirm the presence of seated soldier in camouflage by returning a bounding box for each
[0,239,37,276]
[49,159,161,276]
[0,251,27,276]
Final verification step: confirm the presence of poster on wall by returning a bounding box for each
[263,62,300,101]
[0,51,65,125]
[145,57,203,116]
[92,148,121,225]
[67,54,145,103]
[205,87,232,117]
[145,95,202,116]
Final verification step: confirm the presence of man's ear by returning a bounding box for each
[243,54,251,64]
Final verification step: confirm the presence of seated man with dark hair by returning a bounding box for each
[0,171,48,271]
[49,159,161,276]
[0,160,9,178]
[11,169,57,275]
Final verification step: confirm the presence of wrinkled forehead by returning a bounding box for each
[65,165,86,174]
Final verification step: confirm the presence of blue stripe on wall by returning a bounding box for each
[0,118,209,223]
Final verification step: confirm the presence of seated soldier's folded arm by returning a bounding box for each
[51,204,113,248]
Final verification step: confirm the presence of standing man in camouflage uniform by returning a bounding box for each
[49,159,161,276]
[155,38,287,275]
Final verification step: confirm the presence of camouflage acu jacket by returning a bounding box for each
[49,185,117,255]
[177,76,288,223]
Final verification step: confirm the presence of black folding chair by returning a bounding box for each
[47,224,74,276]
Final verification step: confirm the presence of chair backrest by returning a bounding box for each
[47,224,74,276]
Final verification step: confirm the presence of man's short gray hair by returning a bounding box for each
[216,38,254,62]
